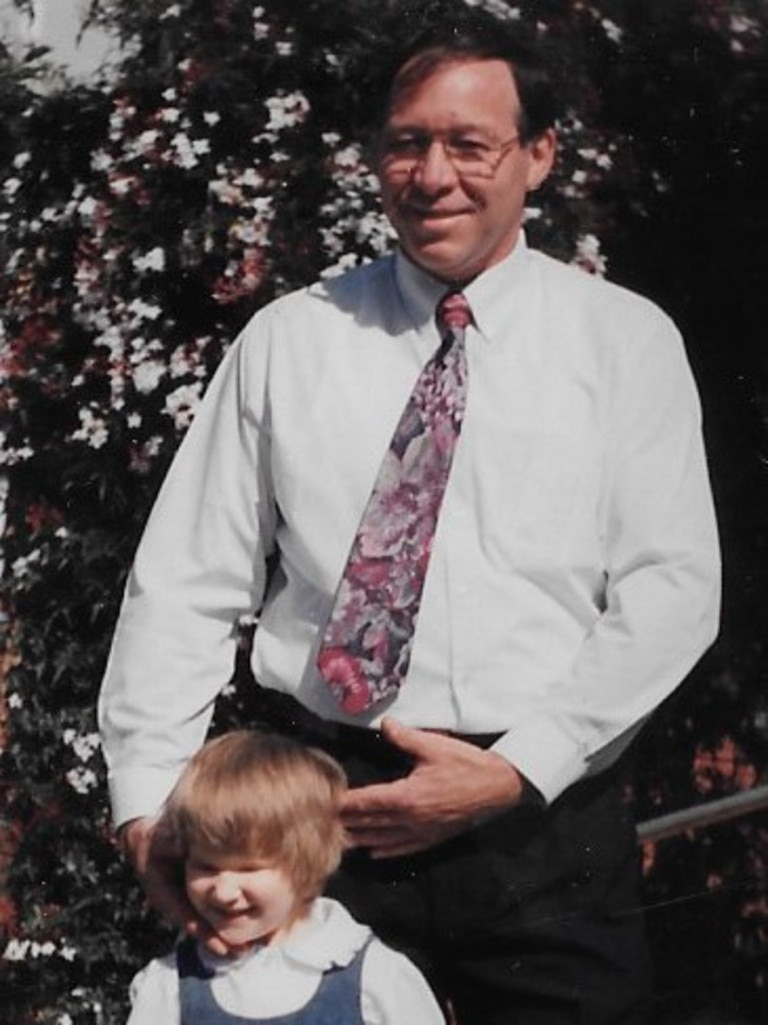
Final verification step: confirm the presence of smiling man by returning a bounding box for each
[377,54,554,283]
[100,5,720,1023]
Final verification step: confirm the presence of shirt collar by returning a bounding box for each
[394,233,531,343]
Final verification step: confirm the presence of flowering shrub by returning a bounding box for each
[1,1,768,1022]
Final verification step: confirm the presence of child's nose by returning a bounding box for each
[211,873,240,903]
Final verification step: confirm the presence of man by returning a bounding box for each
[99,7,720,1023]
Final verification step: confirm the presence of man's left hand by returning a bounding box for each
[340,717,525,858]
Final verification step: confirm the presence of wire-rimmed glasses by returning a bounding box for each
[378,131,522,180]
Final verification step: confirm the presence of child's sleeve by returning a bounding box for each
[361,939,446,1024]
[125,953,181,1025]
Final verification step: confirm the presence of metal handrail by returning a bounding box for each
[637,783,768,842]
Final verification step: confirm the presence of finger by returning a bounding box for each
[381,717,464,761]
[342,804,405,828]
[368,834,440,859]
[195,922,233,958]
[341,780,407,815]
[345,824,414,848]
[143,873,196,927]
[370,842,425,859]
[380,717,435,758]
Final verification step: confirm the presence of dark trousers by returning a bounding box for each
[251,686,652,1024]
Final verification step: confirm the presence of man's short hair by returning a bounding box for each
[162,730,347,902]
[375,1,559,141]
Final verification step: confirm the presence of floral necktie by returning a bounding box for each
[316,291,473,714]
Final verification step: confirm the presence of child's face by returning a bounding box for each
[185,842,305,950]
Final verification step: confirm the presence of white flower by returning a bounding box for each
[333,144,364,169]
[172,132,199,169]
[137,128,160,150]
[30,941,56,958]
[240,167,265,188]
[3,178,21,199]
[95,325,125,357]
[63,730,101,763]
[146,436,163,458]
[264,91,310,131]
[160,3,181,18]
[132,247,166,273]
[571,233,607,277]
[730,15,758,36]
[204,111,221,126]
[91,150,113,172]
[0,444,34,466]
[164,382,203,430]
[357,210,396,251]
[3,939,31,961]
[170,345,196,378]
[128,298,162,322]
[209,178,242,205]
[133,359,166,394]
[12,548,42,579]
[108,174,135,197]
[77,195,99,218]
[65,767,99,795]
[72,407,109,449]
[253,5,269,40]
[464,0,521,20]
[13,151,31,169]
[601,18,623,43]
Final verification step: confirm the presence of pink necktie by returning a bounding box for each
[317,291,473,714]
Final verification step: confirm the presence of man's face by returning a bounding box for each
[377,57,555,284]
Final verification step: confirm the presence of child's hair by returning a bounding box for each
[162,730,347,903]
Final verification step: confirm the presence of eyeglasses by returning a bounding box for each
[378,131,522,180]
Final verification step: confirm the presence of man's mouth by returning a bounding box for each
[407,207,466,220]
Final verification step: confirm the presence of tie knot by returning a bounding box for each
[436,291,472,333]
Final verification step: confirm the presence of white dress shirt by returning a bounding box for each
[126,897,444,1024]
[99,236,720,821]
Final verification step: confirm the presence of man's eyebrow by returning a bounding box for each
[383,122,500,137]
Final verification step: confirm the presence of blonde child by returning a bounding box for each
[126,730,444,1024]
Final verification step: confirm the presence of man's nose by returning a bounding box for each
[411,139,458,191]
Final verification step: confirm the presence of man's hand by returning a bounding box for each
[340,718,526,859]
[118,816,230,957]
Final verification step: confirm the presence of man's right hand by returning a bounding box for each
[118,816,231,957]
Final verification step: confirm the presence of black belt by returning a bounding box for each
[251,682,502,766]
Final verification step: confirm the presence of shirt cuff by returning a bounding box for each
[491,716,589,805]
[107,767,180,829]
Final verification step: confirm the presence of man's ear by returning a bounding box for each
[525,127,557,192]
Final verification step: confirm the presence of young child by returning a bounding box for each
[126,729,445,1024]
